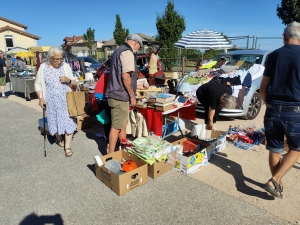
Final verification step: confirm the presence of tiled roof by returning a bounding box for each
[0,16,27,29]
[0,25,40,40]
[61,35,83,49]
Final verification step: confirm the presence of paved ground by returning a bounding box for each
[0,90,294,225]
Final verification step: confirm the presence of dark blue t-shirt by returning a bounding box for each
[264,44,300,106]
[0,58,6,77]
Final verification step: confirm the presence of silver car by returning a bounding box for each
[179,50,271,120]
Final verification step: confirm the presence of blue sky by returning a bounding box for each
[1,0,285,47]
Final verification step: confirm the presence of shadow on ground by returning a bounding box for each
[210,153,274,200]
[19,213,64,225]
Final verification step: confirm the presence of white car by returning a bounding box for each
[178,50,271,120]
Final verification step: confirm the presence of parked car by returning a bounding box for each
[94,42,166,86]
[77,56,102,73]
[178,50,271,120]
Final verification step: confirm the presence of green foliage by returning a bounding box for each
[83,27,95,55]
[156,0,186,70]
[277,0,300,24]
[113,14,129,45]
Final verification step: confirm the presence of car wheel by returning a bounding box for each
[242,92,262,120]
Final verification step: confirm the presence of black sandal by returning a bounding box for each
[263,178,283,199]
[55,138,64,147]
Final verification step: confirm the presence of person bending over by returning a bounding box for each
[196,82,236,130]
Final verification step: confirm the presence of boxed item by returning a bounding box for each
[172,138,209,175]
[94,150,148,196]
[38,118,50,135]
[156,94,176,103]
[162,121,179,136]
[76,113,91,130]
[197,130,226,160]
[148,151,176,179]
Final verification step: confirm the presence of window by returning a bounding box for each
[5,35,14,51]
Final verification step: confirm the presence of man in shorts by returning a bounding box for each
[105,34,143,153]
[260,21,300,199]
[0,50,8,98]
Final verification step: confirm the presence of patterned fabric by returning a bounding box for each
[44,64,77,135]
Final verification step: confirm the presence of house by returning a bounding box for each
[102,33,156,60]
[61,35,104,59]
[0,16,40,52]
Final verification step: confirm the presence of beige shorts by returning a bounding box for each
[108,98,129,129]
[0,76,6,86]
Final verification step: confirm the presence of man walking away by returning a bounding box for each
[0,50,8,98]
[260,21,300,199]
[105,34,143,154]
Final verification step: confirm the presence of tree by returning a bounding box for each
[83,27,95,56]
[156,0,186,70]
[113,14,129,45]
[277,0,300,25]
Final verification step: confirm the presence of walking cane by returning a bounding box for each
[43,104,46,157]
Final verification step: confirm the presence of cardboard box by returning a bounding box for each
[197,130,226,161]
[76,113,91,130]
[95,150,148,196]
[172,138,209,175]
[148,151,176,179]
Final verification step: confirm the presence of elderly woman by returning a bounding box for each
[145,47,157,86]
[196,82,236,130]
[35,46,77,157]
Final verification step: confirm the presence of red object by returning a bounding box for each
[138,104,196,136]
[238,133,254,143]
[182,140,197,153]
[122,160,137,172]
[94,72,109,96]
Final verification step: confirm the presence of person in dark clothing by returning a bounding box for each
[105,34,142,154]
[260,21,300,199]
[196,82,236,130]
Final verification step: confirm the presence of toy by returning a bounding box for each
[122,160,137,172]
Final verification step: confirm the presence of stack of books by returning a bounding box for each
[155,101,174,111]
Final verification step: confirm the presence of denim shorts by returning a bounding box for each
[264,107,300,153]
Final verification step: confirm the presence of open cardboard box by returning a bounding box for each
[196,130,227,160]
[172,137,208,175]
[148,151,176,179]
[95,150,148,196]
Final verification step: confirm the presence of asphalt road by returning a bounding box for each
[0,99,291,225]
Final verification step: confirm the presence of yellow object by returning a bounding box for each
[28,46,51,53]
[79,76,84,81]
[201,61,217,69]
[15,51,35,58]
[235,60,245,67]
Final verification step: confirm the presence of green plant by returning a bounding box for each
[113,14,129,45]
[156,0,186,70]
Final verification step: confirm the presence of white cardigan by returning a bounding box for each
[34,62,74,100]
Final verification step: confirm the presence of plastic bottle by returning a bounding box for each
[104,159,123,175]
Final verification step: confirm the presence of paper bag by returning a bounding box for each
[66,91,86,117]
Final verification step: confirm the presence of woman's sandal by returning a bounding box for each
[55,139,64,147]
[65,148,73,157]
[263,178,283,199]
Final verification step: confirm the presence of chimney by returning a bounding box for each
[73,35,76,42]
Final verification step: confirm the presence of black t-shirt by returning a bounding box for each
[196,82,232,109]
[0,58,6,77]
[264,44,300,105]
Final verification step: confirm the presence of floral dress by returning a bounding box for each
[44,64,77,136]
